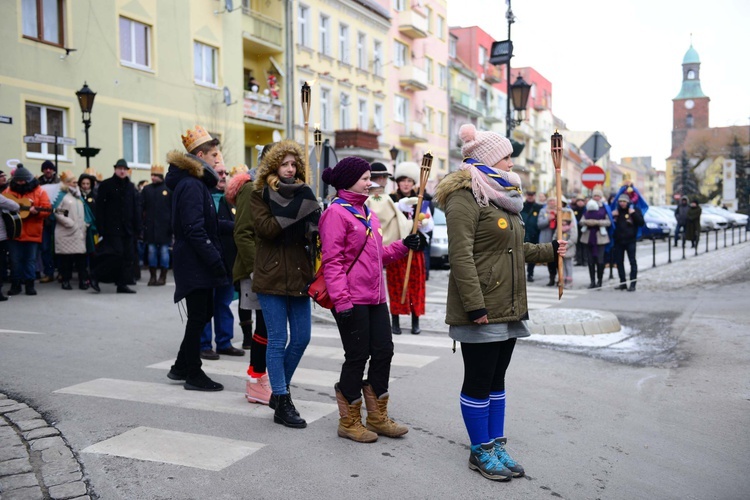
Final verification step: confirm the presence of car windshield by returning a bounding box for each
[433,208,446,225]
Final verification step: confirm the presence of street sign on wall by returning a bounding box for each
[581,165,606,189]
[22,134,76,145]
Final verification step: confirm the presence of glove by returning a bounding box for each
[403,232,426,251]
[397,197,419,213]
[336,308,356,335]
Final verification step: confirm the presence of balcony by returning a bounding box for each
[398,122,427,144]
[243,91,284,127]
[483,64,503,84]
[399,65,428,91]
[450,89,485,118]
[398,10,428,39]
[482,104,504,124]
[335,129,380,150]
[242,9,283,54]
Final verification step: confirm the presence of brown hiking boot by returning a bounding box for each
[362,383,408,438]
[147,267,158,286]
[335,384,377,443]
[157,268,168,286]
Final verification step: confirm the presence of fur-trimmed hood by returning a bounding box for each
[165,150,218,191]
[254,140,307,191]
[225,172,252,205]
[433,169,472,210]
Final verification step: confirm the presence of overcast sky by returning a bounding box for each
[447,0,750,170]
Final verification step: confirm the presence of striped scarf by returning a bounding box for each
[460,158,524,214]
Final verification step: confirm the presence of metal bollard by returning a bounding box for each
[652,238,656,267]
[732,226,735,245]
[724,228,727,247]
[715,229,719,250]
[705,231,709,253]
[667,236,672,263]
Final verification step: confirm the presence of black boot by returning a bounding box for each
[274,394,307,428]
[61,280,72,290]
[0,287,7,302]
[147,267,157,286]
[184,372,224,392]
[89,278,101,293]
[391,314,401,335]
[587,264,596,289]
[7,281,22,296]
[617,282,627,291]
[546,276,556,287]
[25,279,37,296]
[596,265,604,288]
[117,285,137,294]
[411,314,421,335]
[628,282,636,292]
[79,280,89,290]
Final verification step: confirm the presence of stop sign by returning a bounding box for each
[581,165,606,189]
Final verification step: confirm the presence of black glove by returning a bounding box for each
[403,233,426,251]
[336,308,357,336]
[211,261,227,280]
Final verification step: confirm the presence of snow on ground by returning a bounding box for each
[527,326,638,349]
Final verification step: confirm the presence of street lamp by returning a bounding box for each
[74,82,100,169]
[509,75,532,123]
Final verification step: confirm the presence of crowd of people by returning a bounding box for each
[4,122,671,483]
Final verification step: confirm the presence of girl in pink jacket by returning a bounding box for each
[319,156,424,443]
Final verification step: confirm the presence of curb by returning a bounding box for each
[0,393,92,500]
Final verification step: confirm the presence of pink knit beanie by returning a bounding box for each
[459,124,513,167]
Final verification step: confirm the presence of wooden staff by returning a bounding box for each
[551,131,564,299]
[401,152,433,304]
[301,82,311,184]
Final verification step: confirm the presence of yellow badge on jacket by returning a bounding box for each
[498,218,508,229]
[378,227,383,236]
[162,190,168,196]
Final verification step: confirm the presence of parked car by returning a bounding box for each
[659,204,729,232]
[430,208,449,269]
[701,205,749,227]
[641,207,674,240]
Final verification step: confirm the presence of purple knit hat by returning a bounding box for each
[322,156,370,190]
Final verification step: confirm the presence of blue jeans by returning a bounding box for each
[9,241,40,281]
[257,294,311,395]
[201,283,235,351]
[147,243,170,268]
[41,222,55,277]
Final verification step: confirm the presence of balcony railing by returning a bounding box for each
[335,129,380,150]
[243,91,283,124]
[482,104,504,124]
[450,89,485,117]
[243,8,283,48]
[399,65,428,91]
[398,10,428,39]
[483,64,502,84]
[398,121,427,144]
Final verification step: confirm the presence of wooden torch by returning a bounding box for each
[313,124,322,199]
[401,151,433,304]
[551,130,564,300]
[301,82,311,185]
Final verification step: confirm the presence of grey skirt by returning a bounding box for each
[449,320,531,344]
[239,278,261,310]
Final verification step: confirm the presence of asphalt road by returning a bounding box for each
[1,243,749,499]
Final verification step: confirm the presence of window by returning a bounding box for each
[686,114,694,128]
[119,17,151,69]
[425,107,433,132]
[479,46,487,66]
[687,69,695,80]
[320,87,331,130]
[25,103,67,158]
[373,40,383,76]
[425,57,434,84]
[358,99,368,130]
[437,15,445,40]
[392,0,405,11]
[374,104,383,132]
[438,158,446,172]
[438,64,447,89]
[339,93,350,129]
[395,95,408,123]
[298,5,310,47]
[194,42,218,86]
[357,32,366,70]
[122,120,153,167]
[339,24,350,63]
[425,6,433,32]
[438,111,446,134]
[319,15,331,56]
[22,0,64,46]
[449,38,457,58]
[394,41,408,68]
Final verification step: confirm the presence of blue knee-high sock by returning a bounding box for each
[460,393,490,446]
[488,390,506,440]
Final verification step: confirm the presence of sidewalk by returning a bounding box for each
[0,394,90,500]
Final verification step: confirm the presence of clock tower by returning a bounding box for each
[671,44,710,154]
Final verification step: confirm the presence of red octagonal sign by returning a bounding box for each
[581,165,606,190]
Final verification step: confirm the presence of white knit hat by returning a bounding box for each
[459,124,513,167]
[586,199,599,211]
[394,161,420,185]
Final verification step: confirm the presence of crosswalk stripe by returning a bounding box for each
[54,378,337,423]
[303,345,438,368]
[145,360,392,388]
[311,330,452,350]
[0,329,45,335]
[82,426,264,471]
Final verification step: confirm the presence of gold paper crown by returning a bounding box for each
[59,170,75,183]
[181,125,213,153]
[151,164,165,175]
[84,168,103,181]
[229,164,249,177]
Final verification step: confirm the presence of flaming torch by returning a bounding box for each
[551,130,564,299]
[301,82,311,184]
[401,151,433,304]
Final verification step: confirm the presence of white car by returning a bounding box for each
[701,205,749,228]
[659,205,729,231]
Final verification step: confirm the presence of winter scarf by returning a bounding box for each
[265,179,319,230]
[460,158,523,214]
[585,206,607,257]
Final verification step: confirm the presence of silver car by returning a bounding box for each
[430,208,449,269]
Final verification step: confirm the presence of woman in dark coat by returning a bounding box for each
[164,150,228,391]
[686,200,702,248]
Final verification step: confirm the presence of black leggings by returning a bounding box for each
[460,339,516,399]
[238,307,268,372]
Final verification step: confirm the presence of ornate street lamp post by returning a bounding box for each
[74,82,100,169]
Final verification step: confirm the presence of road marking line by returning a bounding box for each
[0,329,45,335]
[82,426,263,471]
[303,345,438,368]
[54,378,336,422]
[311,330,452,350]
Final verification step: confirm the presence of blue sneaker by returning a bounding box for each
[469,441,512,481]
[494,437,525,477]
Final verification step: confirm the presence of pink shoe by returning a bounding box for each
[245,374,272,405]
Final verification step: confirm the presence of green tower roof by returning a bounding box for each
[683,44,700,64]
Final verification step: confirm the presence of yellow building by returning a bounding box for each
[0,0,244,182]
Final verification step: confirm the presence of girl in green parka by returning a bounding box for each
[434,124,567,482]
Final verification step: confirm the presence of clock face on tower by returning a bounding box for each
[684,99,695,109]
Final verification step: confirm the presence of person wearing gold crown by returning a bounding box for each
[141,164,173,286]
[53,171,88,291]
[164,125,228,391]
